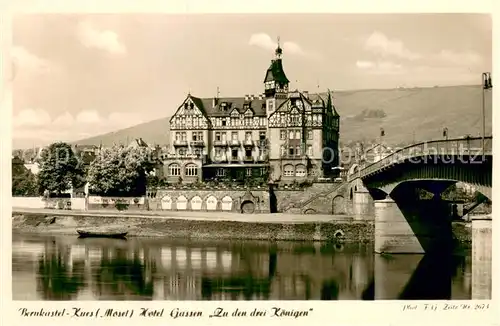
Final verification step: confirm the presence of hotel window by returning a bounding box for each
[231,149,239,160]
[168,163,181,176]
[178,148,187,156]
[307,145,313,156]
[215,148,222,157]
[198,132,203,141]
[216,168,226,177]
[185,164,198,177]
[289,130,294,140]
[259,131,266,140]
[280,130,286,140]
[280,145,286,157]
[221,132,227,142]
[175,132,180,141]
[245,149,252,158]
[232,132,238,141]
[289,147,295,156]
[193,117,198,127]
[295,165,307,177]
[195,132,200,141]
[215,132,221,141]
[307,130,313,140]
[222,119,227,126]
[268,101,274,111]
[181,132,187,141]
[246,168,252,177]
[281,115,286,124]
[232,117,239,126]
[283,164,294,177]
[295,130,301,139]
[245,117,252,126]
[296,146,301,156]
[245,132,252,141]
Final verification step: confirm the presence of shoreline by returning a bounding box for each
[12,208,472,244]
[12,209,372,242]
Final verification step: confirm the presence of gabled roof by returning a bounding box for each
[264,59,290,84]
[182,96,268,117]
[128,138,149,148]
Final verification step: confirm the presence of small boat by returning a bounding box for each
[77,229,128,239]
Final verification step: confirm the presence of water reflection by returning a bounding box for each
[12,234,475,300]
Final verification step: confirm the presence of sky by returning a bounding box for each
[11,13,492,149]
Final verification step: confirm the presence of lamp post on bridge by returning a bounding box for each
[443,127,448,141]
[481,72,492,158]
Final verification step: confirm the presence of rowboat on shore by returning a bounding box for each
[76,229,128,239]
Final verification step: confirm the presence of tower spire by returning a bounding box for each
[275,36,283,59]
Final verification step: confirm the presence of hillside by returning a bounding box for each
[72,85,491,147]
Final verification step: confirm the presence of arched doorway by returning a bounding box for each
[332,196,346,214]
[241,200,255,214]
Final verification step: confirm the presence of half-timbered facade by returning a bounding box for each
[162,42,340,184]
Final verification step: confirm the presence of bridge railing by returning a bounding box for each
[349,137,492,180]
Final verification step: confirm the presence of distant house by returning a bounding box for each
[128,137,149,149]
[361,143,393,165]
[24,162,40,175]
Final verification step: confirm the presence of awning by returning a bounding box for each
[203,163,269,168]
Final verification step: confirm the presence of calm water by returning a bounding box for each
[12,233,473,300]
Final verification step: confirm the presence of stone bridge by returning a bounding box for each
[345,136,492,254]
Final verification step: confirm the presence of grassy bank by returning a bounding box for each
[12,212,374,242]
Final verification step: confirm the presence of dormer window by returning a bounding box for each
[189,103,194,110]
[220,102,227,111]
[184,103,189,110]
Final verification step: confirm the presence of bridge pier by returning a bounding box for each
[374,197,453,254]
[471,215,492,299]
[353,190,374,220]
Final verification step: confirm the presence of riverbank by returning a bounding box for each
[12,208,472,243]
[12,209,372,242]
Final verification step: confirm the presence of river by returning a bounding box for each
[12,233,473,300]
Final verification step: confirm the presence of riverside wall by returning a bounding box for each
[12,212,373,242]
[11,211,471,243]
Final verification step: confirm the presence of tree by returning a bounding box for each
[87,145,156,197]
[12,157,38,196]
[37,142,85,196]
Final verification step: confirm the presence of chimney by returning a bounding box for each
[258,94,263,100]
[244,94,249,101]
[250,94,254,100]
[212,97,218,108]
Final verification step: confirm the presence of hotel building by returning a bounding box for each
[162,42,340,184]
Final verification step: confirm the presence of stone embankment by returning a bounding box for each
[12,209,373,242]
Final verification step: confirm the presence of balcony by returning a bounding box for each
[164,152,203,159]
[213,140,227,147]
[229,140,240,147]
[257,154,268,162]
[212,155,227,162]
[173,140,189,147]
[243,156,254,162]
[190,140,205,147]
[243,139,255,147]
